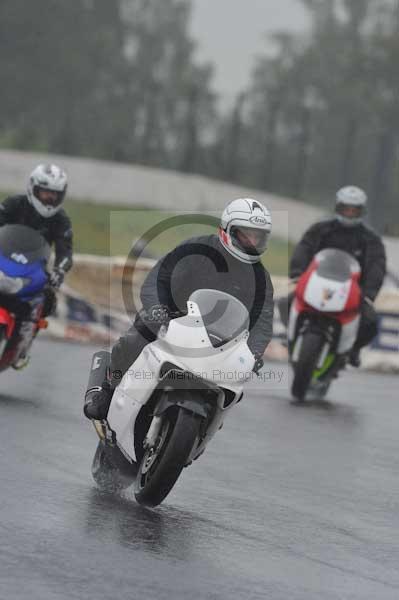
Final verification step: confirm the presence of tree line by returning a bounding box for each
[0,0,397,233]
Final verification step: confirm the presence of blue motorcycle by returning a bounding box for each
[0,224,50,371]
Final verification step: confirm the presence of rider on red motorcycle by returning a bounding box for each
[280,186,386,367]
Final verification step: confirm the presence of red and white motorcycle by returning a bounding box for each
[288,248,362,401]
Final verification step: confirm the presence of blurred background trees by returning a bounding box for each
[228,0,399,233]
[0,0,216,168]
[0,0,397,233]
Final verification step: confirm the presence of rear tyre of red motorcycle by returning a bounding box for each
[291,331,325,401]
[134,408,200,507]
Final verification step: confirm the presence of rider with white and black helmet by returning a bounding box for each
[335,186,368,227]
[219,198,272,263]
[27,163,68,220]
[287,184,386,366]
[0,164,73,285]
[84,198,274,420]
[0,164,73,367]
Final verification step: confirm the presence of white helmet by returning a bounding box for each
[335,185,367,227]
[219,198,272,264]
[27,164,68,218]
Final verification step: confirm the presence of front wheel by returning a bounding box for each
[134,408,200,507]
[291,331,325,401]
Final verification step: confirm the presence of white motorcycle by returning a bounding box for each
[88,289,255,507]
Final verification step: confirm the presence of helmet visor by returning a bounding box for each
[34,186,65,208]
[230,225,269,256]
[336,203,364,221]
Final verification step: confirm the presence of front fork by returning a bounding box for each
[143,386,210,452]
[291,321,336,372]
[144,415,163,449]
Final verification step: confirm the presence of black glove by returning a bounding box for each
[49,267,65,289]
[289,271,302,282]
[252,353,264,376]
[362,295,374,307]
[42,286,57,317]
[147,304,172,324]
[145,305,183,324]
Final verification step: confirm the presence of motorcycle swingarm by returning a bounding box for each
[93,420,138,477]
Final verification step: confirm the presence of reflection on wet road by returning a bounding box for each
[0,339,398,599]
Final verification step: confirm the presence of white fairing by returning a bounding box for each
[108,298,254,462]
[304,271,351,312]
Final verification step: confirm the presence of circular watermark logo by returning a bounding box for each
[115,211,268,364]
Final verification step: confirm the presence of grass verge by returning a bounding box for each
[0,192,291,275]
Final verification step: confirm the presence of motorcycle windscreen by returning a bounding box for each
[0,225,50,298]
[188,289,249,347]
[0,225,51,265]
[314,248,361,281]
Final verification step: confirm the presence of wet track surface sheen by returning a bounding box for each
[0,339,398,600]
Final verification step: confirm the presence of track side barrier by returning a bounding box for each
[43,256,398,372]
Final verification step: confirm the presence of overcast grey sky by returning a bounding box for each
[190,0,309,102]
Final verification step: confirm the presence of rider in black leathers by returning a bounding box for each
[0,164,73,367]
[280,186,386,366]
[84,198,274,420]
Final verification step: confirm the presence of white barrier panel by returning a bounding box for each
[45,284,131,345]
[43,257,398,373]
[362,311,399,372]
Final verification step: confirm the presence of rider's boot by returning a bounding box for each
[83,350,113,420]
[12,353,30,370]
[84,383,114,420]
[349,346,361,368]
[12,319,37,370]
[12,318,48,370]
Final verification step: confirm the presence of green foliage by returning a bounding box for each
[66,199,291,275]
[237,0,399,233]
[1,0,398,235]
[0,0,216,167]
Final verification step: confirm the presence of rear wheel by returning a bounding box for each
[135,408,200,507]
[291,332,325,401]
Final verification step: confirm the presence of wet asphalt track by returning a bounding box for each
[0,339,398,600]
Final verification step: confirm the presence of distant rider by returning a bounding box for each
[281,185,386,367]
[84,198,274,420]
[0,164,73,367]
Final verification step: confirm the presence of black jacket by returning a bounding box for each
[139,234,274,356]
[0,195,73,271]
[290,219,386,301]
